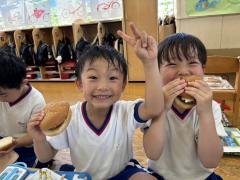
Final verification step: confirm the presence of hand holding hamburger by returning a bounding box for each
[28,101,72,139]
[174,75,202,110]
[40,101,72,136]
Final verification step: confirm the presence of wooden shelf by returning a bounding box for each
[205,56,240,126]
[62,71,75,74]
[26,71,41,74]
[28,79,75,82]
[79,19,122,26]
[44,71,60,74]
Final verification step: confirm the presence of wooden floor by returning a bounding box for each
[31,82,240,179]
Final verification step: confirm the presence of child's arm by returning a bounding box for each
[27,112,57,163]
[117,23,163,120]
[186,80,223,168]
[143,112,166,160]
[14,134,33,148]
[143,78,186,160]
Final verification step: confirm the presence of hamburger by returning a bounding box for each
[174,75,202,109]
[40,101,72,136]
[0,137,14,151]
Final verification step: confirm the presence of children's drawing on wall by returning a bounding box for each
[195,0,222,11]
[186,0,240,16]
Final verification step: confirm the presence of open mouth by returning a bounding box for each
[177,96,195,105]
[93,95,111,99]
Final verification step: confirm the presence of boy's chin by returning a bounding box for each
[91,101,114,109]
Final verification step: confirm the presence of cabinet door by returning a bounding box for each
[123,0,158,81]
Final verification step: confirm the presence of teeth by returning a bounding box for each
[94,95,110,99]
[180,97,194,103]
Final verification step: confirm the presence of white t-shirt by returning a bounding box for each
[148,101,227,180]
[0,85,45,137]
[47,100,150,180]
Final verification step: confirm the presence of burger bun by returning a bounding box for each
[40,101,72,136]
[174,75,202,109]
[0,137,14,151]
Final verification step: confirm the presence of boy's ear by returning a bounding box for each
[202,65,206,73]
[122,80,127,90]
[22,79,28,85]
[75,80,83,90]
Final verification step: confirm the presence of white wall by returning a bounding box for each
[175,0,240,49]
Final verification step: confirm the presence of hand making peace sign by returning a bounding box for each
[117,22,158,64]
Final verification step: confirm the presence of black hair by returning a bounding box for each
[0,51,26,89]
[75,45,128,82]
[157,33,207,67]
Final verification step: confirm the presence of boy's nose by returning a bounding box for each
[97,80,108,90]
[177,67,191,77]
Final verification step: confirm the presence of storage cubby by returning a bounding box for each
[4,19,123,82]
[72,19,122,46]
[0,31,15,55]
[41,65,61,80]
[205,56,240,126]
[51,26,76,81]
[26,66,42,80]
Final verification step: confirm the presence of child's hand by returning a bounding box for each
[27,112,46,142]
[117,22,157,64]
[163,78,186,111]
[185,80,213,115]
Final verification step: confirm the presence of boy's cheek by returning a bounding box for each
[161,70,178,84]
[162,75,176,85]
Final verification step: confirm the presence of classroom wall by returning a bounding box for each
[175,0,240,52]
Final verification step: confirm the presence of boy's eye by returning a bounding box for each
[166,63,176,66]
[88,76,97,80]
[110,76,118,80]
[189,61,199,65]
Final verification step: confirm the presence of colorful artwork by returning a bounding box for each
[0,0,123,31]
[0,0,25,30]
[186,0,240,16]
[25,0,51,27]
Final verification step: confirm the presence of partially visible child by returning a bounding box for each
[28,23,164,179]
[0,51,52,168]
[143,33,227,180]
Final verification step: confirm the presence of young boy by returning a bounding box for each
[143,33,227,180]
[28,23,164,179]
[0,51,52,168]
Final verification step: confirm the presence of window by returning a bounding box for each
[158,0,174,18]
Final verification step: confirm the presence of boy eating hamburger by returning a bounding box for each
[143,33,227,180]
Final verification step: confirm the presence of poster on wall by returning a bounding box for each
[25,0,51,28]
[51,0,122,26]
[186,0,240,16]
[0,0,123,31]
[49,0,86,26]
[0,0,25,31]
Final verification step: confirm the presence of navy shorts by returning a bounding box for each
[149,170,222,180]
[109,159,164,180]
[14,146,53,168]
